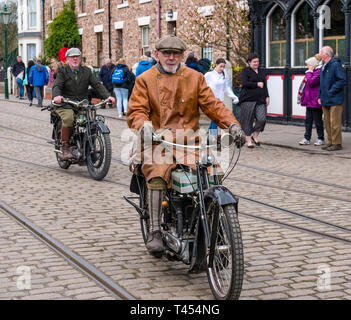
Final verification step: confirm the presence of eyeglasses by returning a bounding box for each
[159,50,182,58]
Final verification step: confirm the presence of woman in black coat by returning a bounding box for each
[25,60,35,106]
[239,53,270,148]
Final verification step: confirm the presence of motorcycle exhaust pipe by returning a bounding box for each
[54,149,63,154]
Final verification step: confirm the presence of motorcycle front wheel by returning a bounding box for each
[86,126,112,180]
[139,176,150,245]
[206,202,244,300]
[54,122,70,170]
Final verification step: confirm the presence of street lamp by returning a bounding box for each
[0,4,10,99]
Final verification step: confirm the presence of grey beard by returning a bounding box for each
[157,62,180,74]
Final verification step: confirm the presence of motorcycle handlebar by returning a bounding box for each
[51,98,112,109]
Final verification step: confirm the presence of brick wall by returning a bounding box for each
[45,0,227,69]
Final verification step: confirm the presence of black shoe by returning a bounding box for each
[100,105,106,109]
[251,137,261,146]
[146,230,164,257]
[247,144,255,149]
[29,102,32,107]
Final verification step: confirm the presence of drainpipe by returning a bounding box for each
[42,0,45,55]
[108,0,111,58]
[158,0,161,38]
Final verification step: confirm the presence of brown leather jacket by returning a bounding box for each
[126,65,239,185]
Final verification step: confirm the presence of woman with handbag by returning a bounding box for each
[24,60,35,106]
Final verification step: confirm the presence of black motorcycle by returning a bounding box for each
[124,130,244,300]
[43,98,112,181]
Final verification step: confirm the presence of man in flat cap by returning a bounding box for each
[53,48,115,159]
[126,35,244,256]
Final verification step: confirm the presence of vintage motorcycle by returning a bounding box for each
[124,130,244,300]
[42,98,112,181]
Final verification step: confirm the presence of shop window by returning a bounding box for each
[322,0,346,63]
[98,0,104,9]
[269,5,286,67]
[294,2,314,66]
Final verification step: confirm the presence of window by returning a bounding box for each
[294,2,314,66]
[97,32,103,67]
[98,0,104,9]
[80,0,87,13]
[116,29,123,60]
[322,1,346,63]
[27,44,36,60]
[28,0,37,28]
[49,0,54,20]
[269,5,286,67]
[142,26,149,54]
[167,21,176,36]
[202,47,213,62]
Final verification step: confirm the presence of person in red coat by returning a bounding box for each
[58,43,69,63]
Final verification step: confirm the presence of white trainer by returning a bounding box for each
[298,138,310,145]
[118,113,123,118]
[314,139,325,146]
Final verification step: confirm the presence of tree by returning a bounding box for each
[45,0,81,59]
[179,0,250,67]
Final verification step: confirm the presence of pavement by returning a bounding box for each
[2,94,351,158]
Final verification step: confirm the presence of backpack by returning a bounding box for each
[112,67,126,84]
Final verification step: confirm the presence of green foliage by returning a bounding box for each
[45,0,81,59]
[232,66,244,86]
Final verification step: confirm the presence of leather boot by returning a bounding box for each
[146,189,164,256]
[61,126,73,160]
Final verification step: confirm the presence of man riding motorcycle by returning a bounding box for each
[126,35,245,256]
[52,48,115,160]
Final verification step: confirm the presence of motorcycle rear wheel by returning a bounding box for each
[86,127,111,180]
[54,122,70,170]
[206,203,244,300]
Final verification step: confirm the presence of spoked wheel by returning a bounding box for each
[54,122,70,170]
[206,201,244,300]
[139,177,150,244]
[86,127,111,180]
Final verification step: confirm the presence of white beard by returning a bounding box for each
[161,62,179,74]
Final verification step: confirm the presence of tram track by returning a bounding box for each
[0,201,135,300]
[1,152,351,247]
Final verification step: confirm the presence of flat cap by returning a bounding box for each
[65,48,82,57]
[155,35,187,52]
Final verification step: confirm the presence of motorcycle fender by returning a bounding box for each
[97,121,110,134]
[189,214,207,273]
[204,186,238,211]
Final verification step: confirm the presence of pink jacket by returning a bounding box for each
[301,68,321,109]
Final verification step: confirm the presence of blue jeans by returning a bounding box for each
[114,87,129,114]
[16,78,24,98]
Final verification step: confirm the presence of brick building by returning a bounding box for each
[44,0,222,69]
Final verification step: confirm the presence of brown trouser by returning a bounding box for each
[322,105,343,145]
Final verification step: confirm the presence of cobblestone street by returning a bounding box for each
[1,100,351,300]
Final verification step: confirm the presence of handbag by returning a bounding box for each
[22,68,28,86]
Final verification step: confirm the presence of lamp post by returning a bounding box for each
[0,4,10,99]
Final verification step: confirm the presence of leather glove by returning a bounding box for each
[229,123,246,148]
[139,122,154,144]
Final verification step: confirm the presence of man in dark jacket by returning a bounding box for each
[53,48,115,159]
[28,58,49,107]
[98,58,115,95]
[11,56,25,98]
[318,46,346,151]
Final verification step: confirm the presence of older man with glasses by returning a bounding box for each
[53,48,115,160]
[126,35,245,256]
